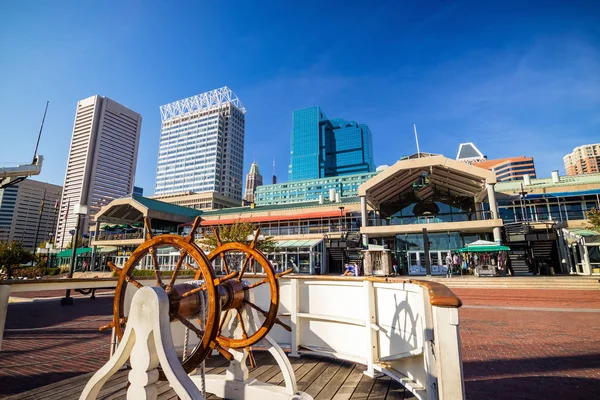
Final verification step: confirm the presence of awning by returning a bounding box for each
[274,239,323,248]
[200,210,347,226]
[459,245,510,253]
[56,247,93,257]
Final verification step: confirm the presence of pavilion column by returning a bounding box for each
[91,220,100,271]
[360,196,369,247]
[486,183,502,244]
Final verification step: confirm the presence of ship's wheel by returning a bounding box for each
[101,217,236,379]
[101,218,292,376]
[207,228,293,367]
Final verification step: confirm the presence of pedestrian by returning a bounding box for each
[392,258,399,275]
[83,260,88,272]
[445,252,452,278]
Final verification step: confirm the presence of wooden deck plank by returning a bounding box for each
[332,364,364,400]
[368,376,391,400]
[5,353,413,400]
[349,373,376,399]
[314,361,354,399]
[385,379,413,399]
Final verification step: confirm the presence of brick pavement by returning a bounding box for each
[1,288,599,399]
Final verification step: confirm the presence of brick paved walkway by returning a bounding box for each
[1,288,599,399]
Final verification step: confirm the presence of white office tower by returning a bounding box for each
[155,87,246,202]
[55,96,142,248]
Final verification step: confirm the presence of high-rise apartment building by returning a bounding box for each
[473,157,536,182]
[243,162,263,204]
[55,95,142,248]
[288,106,375,181]
[0,179,62,250]
[564,144,600,176]
[155,87,246,202]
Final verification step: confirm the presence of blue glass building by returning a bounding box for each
[288,106,375,181]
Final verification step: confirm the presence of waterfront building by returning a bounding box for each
[0,179,62,250]
[563,143,600,176]
[255,171,378,206]
[473,156,537,182]
[150,191,241,211]
[55,95,142,248]
[243,162,262,204]
[288,106,375,181]
[155,87,246,203]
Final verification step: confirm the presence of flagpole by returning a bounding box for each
[32,188,46,265]
[61,199,71,250]
[414,124,421,158]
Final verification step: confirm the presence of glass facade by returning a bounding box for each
[288,106,375,181]
[254,171,378,205]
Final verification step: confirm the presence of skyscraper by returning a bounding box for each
[155,87,246,202]
[243,162,263,204]
[564,143,600,176]
[55,95,142,248]
[0,179,62,250]
[288,106,375,181]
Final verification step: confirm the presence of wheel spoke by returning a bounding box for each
[236,309,256,368]
[185,262,198,271]
[218,309,231,333]
[149,247,164,288]
[186,216,202,243]
[210,341,234,361]
[244,300,292,332]
[244,268,293,290]
[174,314,204,338]
[237,253,251,282]
[106,261,120,274]
[144,217,154,240]
[165,250,187,293]
[99,316,127,332]
[125,274,144,289]
[213,228,230,274]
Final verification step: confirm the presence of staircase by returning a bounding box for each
[327,246,345,274]
[508,248,531,276]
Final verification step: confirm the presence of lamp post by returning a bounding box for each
[338,206,345,233]
[61,203,87,305]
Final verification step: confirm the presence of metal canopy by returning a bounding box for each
[359,155,496,208]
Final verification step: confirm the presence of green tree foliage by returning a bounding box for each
[586,207,600,232]
[66,235,89,249]
[0,241,33,273]
[198,220,276,253]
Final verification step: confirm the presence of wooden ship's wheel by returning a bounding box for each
[101,217,291,377]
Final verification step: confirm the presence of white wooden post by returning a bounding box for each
[363,280,382,378]
[432,307,465,400]
[289,278,300,357]
[0,285,10,351]
[422,288,439,400]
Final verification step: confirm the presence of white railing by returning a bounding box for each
[1,276,464,400]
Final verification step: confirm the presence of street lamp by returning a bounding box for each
[338,206,345,233]
[61,203,87,305]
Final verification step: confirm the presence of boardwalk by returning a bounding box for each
[4,351,412,399]
[2,286,600,399]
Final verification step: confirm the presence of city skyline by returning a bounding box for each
[1,1,599,195]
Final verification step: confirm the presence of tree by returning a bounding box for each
[66,235,90,249]
[586,207,600,232]
[198,220,276,253]
[0,241,33,275]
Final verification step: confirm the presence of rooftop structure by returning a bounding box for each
[456,142,486,164]
[243,161,263,204]
[151,191,241,211]
[563,143,600,176]
[155,87,246,202]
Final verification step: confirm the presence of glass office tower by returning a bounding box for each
[288,106,375,181]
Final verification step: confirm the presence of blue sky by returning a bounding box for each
[1,0,599,194]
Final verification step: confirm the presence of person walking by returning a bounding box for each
[445,252,453,278]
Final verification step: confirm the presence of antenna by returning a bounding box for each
[33,101,49,162]
[413,124,421,158]
[272,158,275,176]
